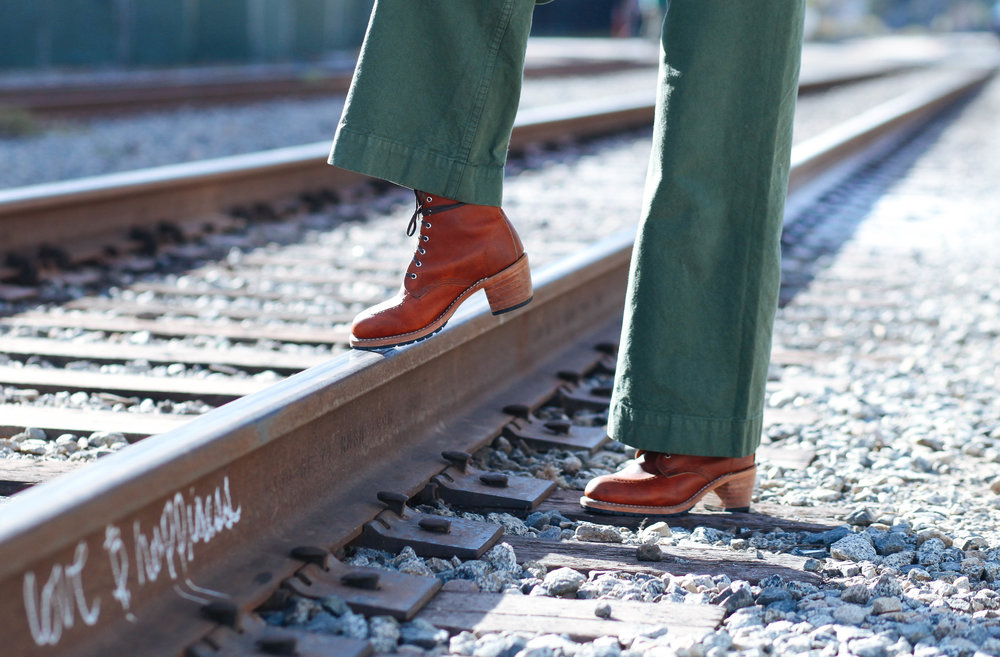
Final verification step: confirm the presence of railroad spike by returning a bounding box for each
[502,403,532,419]
[557,370,582,384]
[256,632,298,656]
[200,599,241,629]
[418,516,452,534]
[544,420,572,435]
[377,490,409,516]
[441,450,472,473]
[479,472,509,488]
[341,570,381,590]
[290,545,330,569]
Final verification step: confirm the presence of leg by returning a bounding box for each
[329,0,537,349]
[584,0,806,515]
[329,0,536,207]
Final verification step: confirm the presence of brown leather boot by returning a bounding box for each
[350,191,532,349]
[580,451,755,516]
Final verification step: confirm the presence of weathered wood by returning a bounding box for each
[505,536,821,585]
[539,488,842,533]
[0,336,330,372]
[179,260,400,287]
[0,284,37,302]
[0,459,86,495]
[417,591,722,641]
[126,280,382,305]
[0,365,272,402]
[2,313,351,345]
[63,297,356,325]
[0,404,193,440]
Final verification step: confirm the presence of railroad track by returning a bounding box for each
[0,63,994,656]
[0,39,917,119]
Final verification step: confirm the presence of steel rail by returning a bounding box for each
[0,65,994,657]
[0,64,970,270]
[0,48,911,119]
[0,60,655,118]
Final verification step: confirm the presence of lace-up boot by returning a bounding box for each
[581,451,756,516]
[350,191,532,349]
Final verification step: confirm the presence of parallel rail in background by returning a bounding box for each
[0,53,914,118]
[0,61,937,276]
[0,65,993,657]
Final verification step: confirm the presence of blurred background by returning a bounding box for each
[1,0,998,71]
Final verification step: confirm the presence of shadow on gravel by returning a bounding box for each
[778,94,980,307]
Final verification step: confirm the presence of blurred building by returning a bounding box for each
[0,0,374,70]
[807,0,998,38]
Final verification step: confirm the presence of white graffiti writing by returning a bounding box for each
[22,476,241,647]
[103,525,131,612]
[133,476,242,588]
[23,542,101,646]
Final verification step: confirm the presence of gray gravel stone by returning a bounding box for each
[474,633,528,657]
[635,543,663,562]
[830,533,878,562]
[712,582,755,615]
[917,538,947,567]
[833,603,868,626]
[543,567,586,598]
[870,574,903,598]
[574,522,623,543]
[849,636,890,657]
[841,583,871,604]
[487,512,531,536]
[399,618,448,648]
[871,596,903,615]
[483,542,520,575]
[449,631,477,656]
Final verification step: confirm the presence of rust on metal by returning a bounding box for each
[358,507,502,560]
[284,562,440,621]
[194,614,372,657]
[502,417,608,454]
[431,466,555,512]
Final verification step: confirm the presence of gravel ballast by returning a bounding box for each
[256,76,1000,656]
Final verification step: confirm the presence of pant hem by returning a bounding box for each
[608,401,761,457]
[328,127,504,206]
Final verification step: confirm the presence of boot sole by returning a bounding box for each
[579,466,756,517]
[350,254,532,350]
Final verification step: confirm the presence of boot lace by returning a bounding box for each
[406,191,467,279]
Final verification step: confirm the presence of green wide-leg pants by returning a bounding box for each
[330,0,805,458]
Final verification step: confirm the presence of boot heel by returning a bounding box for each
[484,254,533,315]
[711,466,756,512]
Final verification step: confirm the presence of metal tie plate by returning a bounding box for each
[284,559,441,621]
[357,491,503,560]
[193,614,372,657]
[431,451,556,511]
[558,384,613,414]
[501,406,608,454]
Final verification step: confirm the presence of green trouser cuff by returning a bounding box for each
[328,0,536,206]
[329,128,506,207]
[609,402,762,458]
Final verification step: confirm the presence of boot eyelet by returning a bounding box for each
[425,196,433,203]
[409,273,417,279]
[419,248,426,255]
[423,222,432,229]
[422,235,429,242]
[414,260,422,267]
